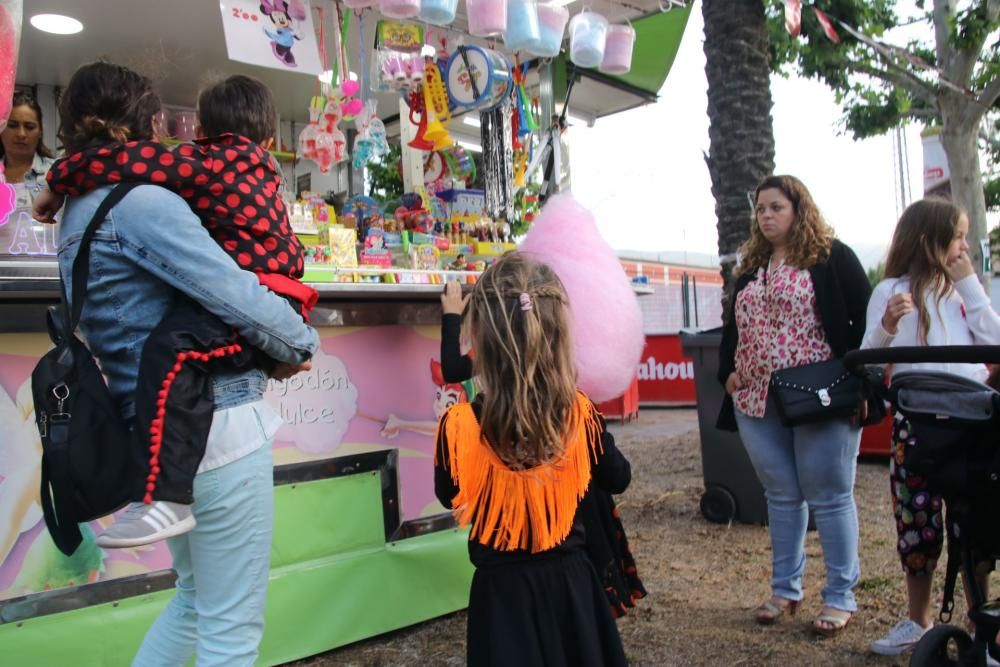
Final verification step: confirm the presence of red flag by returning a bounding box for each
[784,0,802,38]
[813,8,840,43]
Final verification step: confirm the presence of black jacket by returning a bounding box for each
[716,239,872,431]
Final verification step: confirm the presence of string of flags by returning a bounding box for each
[782,1,985,102]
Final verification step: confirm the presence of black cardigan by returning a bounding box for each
[716,239,872,431]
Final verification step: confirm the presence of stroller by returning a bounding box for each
[846,346,1000,667]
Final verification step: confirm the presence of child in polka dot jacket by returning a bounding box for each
[42,75,317,548]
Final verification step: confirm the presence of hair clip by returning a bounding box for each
[519,292,532,312]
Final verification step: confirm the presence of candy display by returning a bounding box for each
[504,0,540,53]
[600,23,636,75]
[531,1,569,58]
[569,11,608,68]
[466,0,507,37]
[419,0,458,26]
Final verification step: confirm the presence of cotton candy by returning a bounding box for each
[520,194,644,402]
[0,2,22,132]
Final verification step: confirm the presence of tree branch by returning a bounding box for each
[980,74,1000,109]
[851,62,939,108]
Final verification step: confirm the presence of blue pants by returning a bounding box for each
[735,396,862,611]
[132,442,274,666]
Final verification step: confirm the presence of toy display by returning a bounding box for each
[445,46,512,112]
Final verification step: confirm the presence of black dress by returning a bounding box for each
[434,399,631,667]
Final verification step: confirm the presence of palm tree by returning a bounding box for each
[702,0,775,290]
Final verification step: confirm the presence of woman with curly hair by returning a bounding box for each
[717,175,872,636]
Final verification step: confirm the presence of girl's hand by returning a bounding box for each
[946,251,975,282]
[725,372,746,395]
[32,188,64,224]
[440,281,471,315]
[881,292,913,334]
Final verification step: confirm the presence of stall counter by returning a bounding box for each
[0,258,475,665]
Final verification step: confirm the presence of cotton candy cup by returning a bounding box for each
[519,194,644,402]
[0,2,23,132]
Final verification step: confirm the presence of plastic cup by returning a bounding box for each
[568,11,607,68]
[503,0,540,52]
[420,0,458,25]
[466,0,507,37]
[380,0,420,19]
[529,1,569,57]
[599,24,635,74]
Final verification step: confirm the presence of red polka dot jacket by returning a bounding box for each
[47,134,318,314]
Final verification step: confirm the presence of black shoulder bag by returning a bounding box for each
[31,183,142,556]
[764,260,883,426]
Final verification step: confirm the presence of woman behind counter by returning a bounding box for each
[1,91,55,189]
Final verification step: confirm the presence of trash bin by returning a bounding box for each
[679,327,768,525]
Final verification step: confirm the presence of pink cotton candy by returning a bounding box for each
[520,194,645,402]
[0,4,19,129]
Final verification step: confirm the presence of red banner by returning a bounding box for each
[637,335,697,405]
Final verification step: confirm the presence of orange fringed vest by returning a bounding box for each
[437,392,602,553]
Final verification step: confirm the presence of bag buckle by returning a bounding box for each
[817,388,831,407]
[52,383,71,421]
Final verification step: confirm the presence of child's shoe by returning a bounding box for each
[95,501,195,548]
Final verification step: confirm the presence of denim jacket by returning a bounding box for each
[58,184,319,418]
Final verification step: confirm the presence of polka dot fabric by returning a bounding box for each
[48,134,310,300]
[890,416,944,576]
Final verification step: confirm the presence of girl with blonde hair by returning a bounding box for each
[864,198,1000,657]
[434,252,631,666]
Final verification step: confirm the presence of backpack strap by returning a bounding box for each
[61,183,143,334]
[41,183,142,555]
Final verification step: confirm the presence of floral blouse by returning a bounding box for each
[732,261,833,417]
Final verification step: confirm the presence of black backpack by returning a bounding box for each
[31,183,142,556]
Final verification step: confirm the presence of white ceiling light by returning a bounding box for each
[456,139,482,153]
[29,14,83,35]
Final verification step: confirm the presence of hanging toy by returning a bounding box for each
[337,79,364,120]
[407,90,435,151]
[297,96,325,163]
[421,59,454,151]
[442,145,476,183]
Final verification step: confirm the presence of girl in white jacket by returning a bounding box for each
[863,198,1000,657]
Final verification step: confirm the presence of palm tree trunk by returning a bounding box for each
[702,0,775,292]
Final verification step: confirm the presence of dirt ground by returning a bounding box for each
[289,408,993,667]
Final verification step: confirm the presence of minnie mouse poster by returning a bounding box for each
[220,0,322,75]
[260,0,303,67]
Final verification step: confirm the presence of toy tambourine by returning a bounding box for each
[444,45,512,111]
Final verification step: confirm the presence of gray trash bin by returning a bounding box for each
[680,327,768,525]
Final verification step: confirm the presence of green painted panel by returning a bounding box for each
[616,6,693,94]
[270,472,386,569]
[0,529,473,667]
[260,528,473,666]
[0,471,474,667]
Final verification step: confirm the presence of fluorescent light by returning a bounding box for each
[30,14,83,35]
[463,116,481,128]
[456,139,482,153]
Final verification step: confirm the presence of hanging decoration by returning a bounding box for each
[444,46,513,112]
[481,92,515,221]
[783,0,802,38]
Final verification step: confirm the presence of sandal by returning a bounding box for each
[813,608,853,637]
[753,597,798,625]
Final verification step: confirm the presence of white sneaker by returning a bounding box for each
[870,619,931,656]
[95,501,196,548]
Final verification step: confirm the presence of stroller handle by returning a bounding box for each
[843,346,1000,372]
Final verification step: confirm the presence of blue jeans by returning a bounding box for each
[735,397,862,612]
[132,443,274,667]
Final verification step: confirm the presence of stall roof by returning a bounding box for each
[15,0,691,124]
